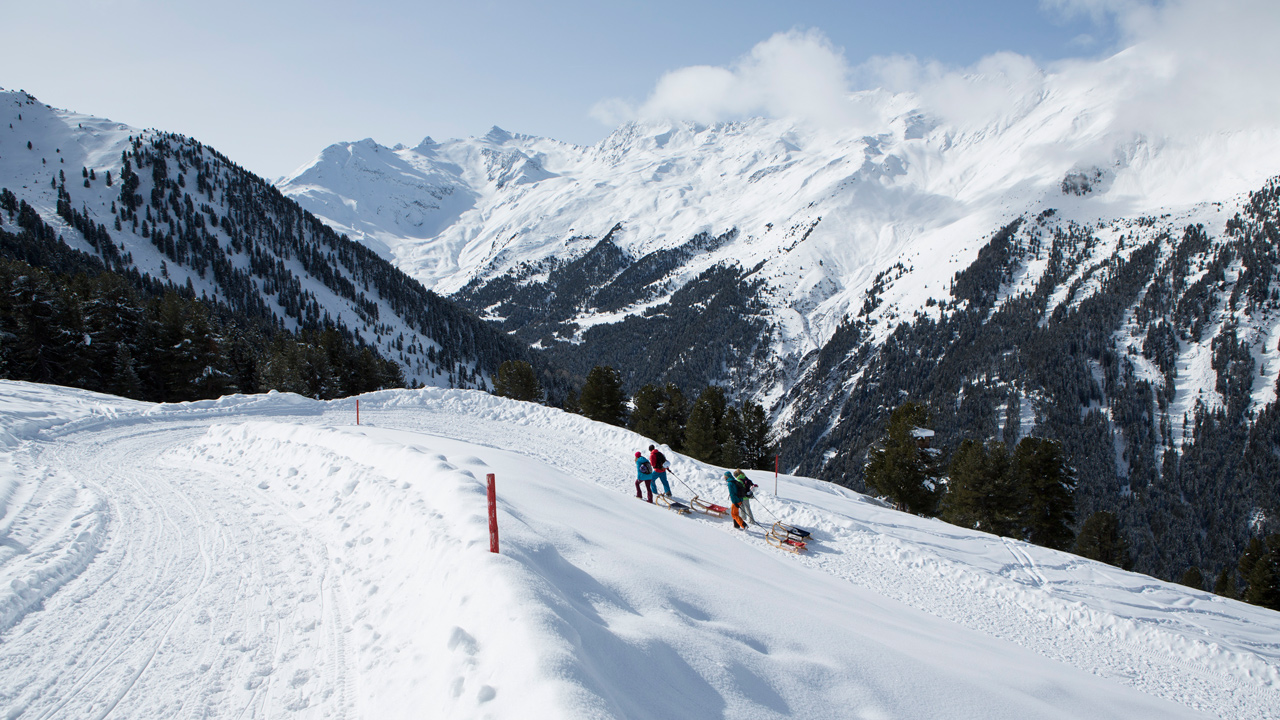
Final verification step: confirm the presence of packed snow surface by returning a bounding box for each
[1,380,1277,719]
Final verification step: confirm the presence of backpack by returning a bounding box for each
[651,450,667,471]
[735,473,754,498]
[639,460,653,474]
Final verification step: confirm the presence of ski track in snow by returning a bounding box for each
[0,384,1277,719]
[1,418,351,718]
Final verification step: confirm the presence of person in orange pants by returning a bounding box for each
[725,470,747,529]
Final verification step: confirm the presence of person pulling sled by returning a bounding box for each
[724,470,748,529]
[733,470,757,526]
[648,444,671,497]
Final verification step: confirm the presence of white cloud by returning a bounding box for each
[1107,0,1280,135]
[598,1,1280,143]
[592,29,876,131]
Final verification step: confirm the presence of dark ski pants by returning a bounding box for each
[635,478,653,502]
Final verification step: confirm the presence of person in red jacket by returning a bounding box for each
[648,444,671,497]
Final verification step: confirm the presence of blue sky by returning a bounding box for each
[3,0,1136,178]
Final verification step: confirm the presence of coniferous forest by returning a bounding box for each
[0,199,402,401]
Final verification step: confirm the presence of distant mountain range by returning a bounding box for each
[6,72,1280,582]
[276,64,1280,581]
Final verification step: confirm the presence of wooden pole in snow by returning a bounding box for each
[487,473,499,554]
[356,399,360,425]
[775,455,779,496]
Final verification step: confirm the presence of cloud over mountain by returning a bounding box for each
[595,0,1280,142]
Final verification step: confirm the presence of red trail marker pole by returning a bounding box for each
[487,473,499,554]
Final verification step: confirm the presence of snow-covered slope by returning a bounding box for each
[0,89,528,389]
[1,379,1276,718]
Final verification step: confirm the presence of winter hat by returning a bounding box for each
[724,471,733,478]
[635,451,643,458]
[648,444,655,451]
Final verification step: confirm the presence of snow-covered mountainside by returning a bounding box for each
[277,53,1280,582]
[1,379,1277,718]
[278,53,1280,405]
[0,89,532,389]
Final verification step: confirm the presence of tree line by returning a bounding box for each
[0,201,402,402]
[863,402,1280,612]
[864,402,1078,550]
[492,360,774,470]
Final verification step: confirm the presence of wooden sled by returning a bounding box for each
[689,495,729,518]
[772,522,811,541]
[655,494,692,515]
[766,522,808,553]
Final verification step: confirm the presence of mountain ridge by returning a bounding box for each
[0,88,540,392]
[274,65,1280,582]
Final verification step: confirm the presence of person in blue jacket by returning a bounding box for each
[635,451,655,503]
[725,470,747,529]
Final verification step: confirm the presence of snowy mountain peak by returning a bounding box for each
[483,125,513,144]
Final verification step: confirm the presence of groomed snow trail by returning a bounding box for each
[0,394,351,719]
[0,382,1277,719]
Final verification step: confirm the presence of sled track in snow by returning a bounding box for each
[0,417,350,719]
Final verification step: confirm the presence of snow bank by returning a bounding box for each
[0,380,148,450]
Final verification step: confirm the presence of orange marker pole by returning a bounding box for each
[487,473,499,554]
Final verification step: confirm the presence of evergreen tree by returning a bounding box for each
[579,365,626,426]
[109,344,143,399]
[1240,535,1280,609]
[941,439,1017,536]
[1073,510,1131,569]
[863,402,941,516]
[493,360,542,402]
[1213,567,1236,599]
[738,402,774,471]
[256,336,309,395]
[684,386,727,463]
[1013,437,1076,550]
[1179,567,1205,591]
[629,384,664,439]
[653,383,688,450]
[1244,549,1280,610]
[1238,536,1268,584]
[719,405,743,468]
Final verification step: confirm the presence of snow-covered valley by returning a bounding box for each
[1,380,1276,719]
